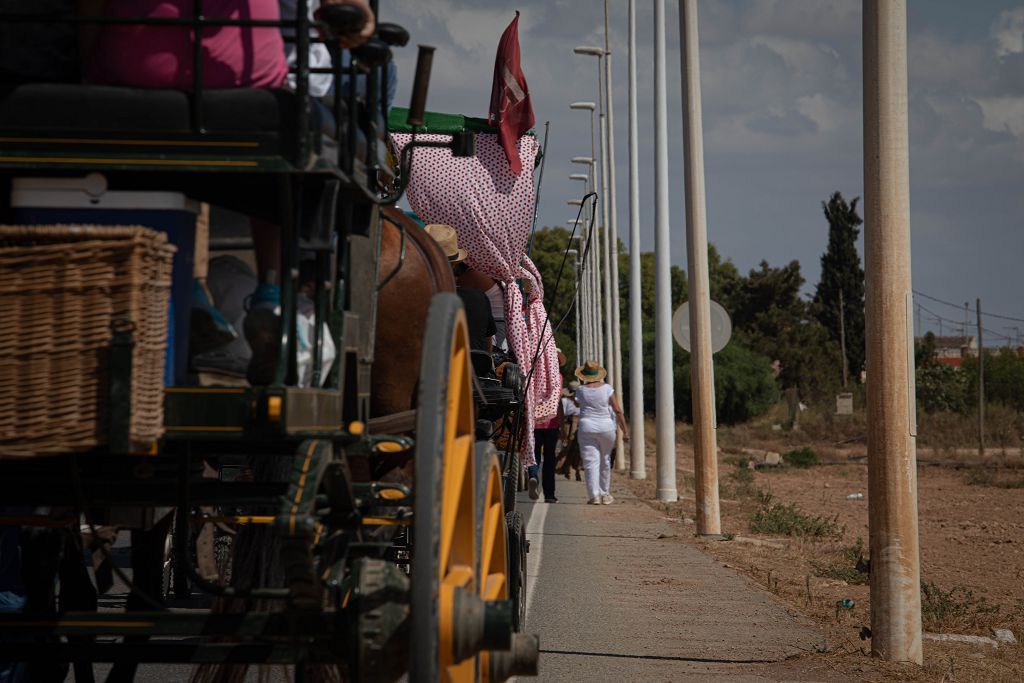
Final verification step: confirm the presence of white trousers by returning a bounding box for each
[578,425,615,500]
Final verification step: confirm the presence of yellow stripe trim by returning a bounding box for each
[289,441,317,535]
[0,621,155,628]
[165,388,246,394]
[0,156,259,167]
[0,137,259,148]
[360,517,412,527]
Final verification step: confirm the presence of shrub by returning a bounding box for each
[810,538,869,585]
[916,363,969,414]
[921,581,1001,632]
[748,491,841,538]
[782,447,819,468]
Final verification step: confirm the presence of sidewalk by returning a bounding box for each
[519,476,823,682]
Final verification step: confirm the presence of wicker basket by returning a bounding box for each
[0,225,176,458]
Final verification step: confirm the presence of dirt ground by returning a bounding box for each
[624,418,1024,682]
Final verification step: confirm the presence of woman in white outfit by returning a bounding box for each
[574,360,628,505]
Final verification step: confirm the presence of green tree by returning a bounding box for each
[814,192,866,380]
[676,343,779,424]
[528,226,581,364]
[723,259,841,401]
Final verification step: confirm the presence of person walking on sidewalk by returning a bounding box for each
[529,349,567,503]
[557,381,581,481]
[574,360,628,505]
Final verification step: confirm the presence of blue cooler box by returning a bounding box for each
[12,173,197,386]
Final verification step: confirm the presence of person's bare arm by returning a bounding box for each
[610,393,628,437]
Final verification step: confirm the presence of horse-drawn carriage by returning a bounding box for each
[0,3,539,681]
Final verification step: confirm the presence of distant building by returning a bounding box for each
[916,335,976,367]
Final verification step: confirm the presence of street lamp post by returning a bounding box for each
[567,212,589,362]
[599,0,626,472]
[627,0,646,480]
[653,0,677,502]
[569,101,602,365]
[567,247,581,365]
[573,47,610,385]
[570,173,602,362]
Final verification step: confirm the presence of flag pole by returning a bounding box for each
[527,120,551,256]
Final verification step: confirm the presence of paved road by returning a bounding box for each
[71,473,821,682]
[518,476,821,682]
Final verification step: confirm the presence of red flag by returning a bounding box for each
[488,12,534,174]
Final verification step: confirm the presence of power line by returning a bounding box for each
[914,303,1015,345]
[913,289,1024,324]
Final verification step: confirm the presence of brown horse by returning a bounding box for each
[370,206,455,423]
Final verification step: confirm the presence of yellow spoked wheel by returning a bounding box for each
[475,442,509,683]
[411,294,480,683]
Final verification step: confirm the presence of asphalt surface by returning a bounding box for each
[518,475,821,681]
[66,472,821,682]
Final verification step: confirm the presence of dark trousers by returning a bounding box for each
[533,428,559,499]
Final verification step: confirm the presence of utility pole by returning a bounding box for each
[603,0,626,471]
[593,54,610,372]
[627,0,646,480]
[652,0,676,502]
[863,0,922,664]
[963,302,969,347]
[839,289,849,388]
[977,298,985,458]
[568,247,581,366]
[679,0,720,534]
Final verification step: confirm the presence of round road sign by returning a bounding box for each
[672,300,732,353]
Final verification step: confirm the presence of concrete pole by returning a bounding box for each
[598,110,612,376]
[679,0,720,535]
[863,0,923,664]
[627,0,646,480]
[604,1,627,471]
[570,248,580,366]
[570,224,592,361]
[587,103,605,365]
[598,112,620,465]
[977,298,984,457]
[653,0,676,502]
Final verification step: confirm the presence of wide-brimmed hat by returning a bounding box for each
[568,380,580,391]
[424,223,467,263]
[574,360,607,383]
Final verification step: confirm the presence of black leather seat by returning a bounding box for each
[0,83,313,157]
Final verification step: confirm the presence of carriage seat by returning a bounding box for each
[0,83,318,158]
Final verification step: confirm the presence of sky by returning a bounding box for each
[383,0,1024,346]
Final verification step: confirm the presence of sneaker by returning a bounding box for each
[527,477,539,501]
[600,495,613,505]
[243,283,282,386]
[544,497,558,503]
[587,498,601,505]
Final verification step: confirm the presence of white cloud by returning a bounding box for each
[992,7,1024,56]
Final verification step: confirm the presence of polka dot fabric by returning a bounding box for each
[390,132,561,467]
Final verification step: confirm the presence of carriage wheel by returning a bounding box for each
[504,510,526,633]
[475,443,510,683]
[411,294,479,683]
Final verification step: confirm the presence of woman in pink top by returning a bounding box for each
[86,0,289,90]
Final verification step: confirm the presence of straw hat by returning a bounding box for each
[568,380,580,391]
[574,360,607,383]
[424,224,467,263]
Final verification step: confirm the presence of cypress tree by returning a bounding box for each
[814,192,866,380]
